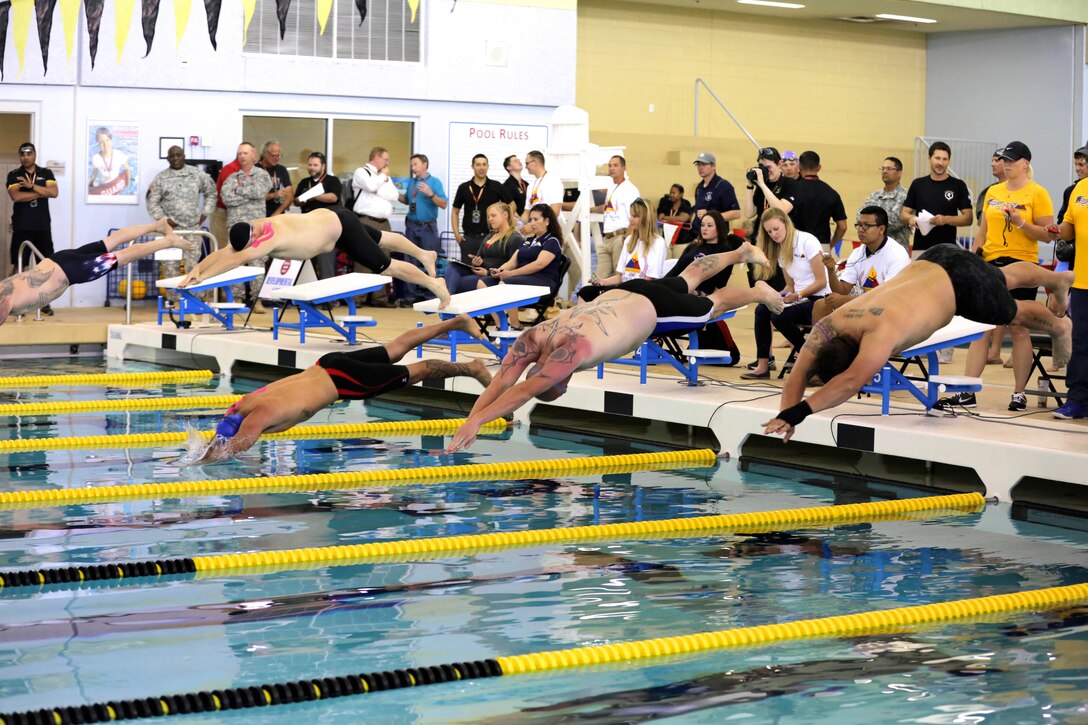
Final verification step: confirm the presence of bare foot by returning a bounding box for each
[753,280,785,314]
[1052,318,1072,368]
[168,234,198,253]
[740,242,770,268]
[467,359,492,387]
[154,218,173,236]
[453,313,484,341]
[433,278,451,310]
[421,249,438,278]
[1048,285,1070,318]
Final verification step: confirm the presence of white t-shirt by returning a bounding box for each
[526,172,564,208]
[616,235,668,282]
[838,237,910,293]
[602,179,641,234]
[782,230,832,296]
[92,149,129,184]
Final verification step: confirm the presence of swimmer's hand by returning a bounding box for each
[446,419,482,454]
[178,270,202,288]
[761,416,795,443]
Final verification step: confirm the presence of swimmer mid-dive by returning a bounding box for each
[198,314,491,462]
[178,208,450,308]
[0,219,195,326]
[763,242,1074,441]
[446,244,784,453]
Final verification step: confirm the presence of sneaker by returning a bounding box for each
[1053,401,1088,419]
[40,304,54,316]
[746,357,776,371]
[1007,392,1027,412]
[933,392,976,411]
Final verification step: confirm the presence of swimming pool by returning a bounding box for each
[0,358,1085,723]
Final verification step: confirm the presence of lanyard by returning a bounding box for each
[529,173,546,203]
[413,175,431,204]
[469,180,485,208]
[604,180,623,210]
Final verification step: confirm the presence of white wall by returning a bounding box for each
[1,0,577,308]
[926,25,1084,203]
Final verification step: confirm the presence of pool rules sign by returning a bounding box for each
[447,122,549,190]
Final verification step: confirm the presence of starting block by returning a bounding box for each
[599,307,743,385]
[414,284,552,360]
[156,266,264,329]
[861,316,992,413]
[270,272,391,344]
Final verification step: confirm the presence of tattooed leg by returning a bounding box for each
[405,359,492,387]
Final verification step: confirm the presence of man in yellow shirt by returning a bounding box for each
[1052,177,1088,418]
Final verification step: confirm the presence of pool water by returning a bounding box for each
[0,358,1086,724]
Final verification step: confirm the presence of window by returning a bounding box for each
[244,0,421,63]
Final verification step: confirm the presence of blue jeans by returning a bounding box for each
[396,220,441,301]
[445,263,487,294]
[1068,287,1087,404]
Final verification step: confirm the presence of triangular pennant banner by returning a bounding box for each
[0,1,9,79]
[59,0,80,64]
[84,0,103,67]
[275,0,290,39]
[317,0,331,35]
[203,0,219,49]
[406,0,418,23]
[141,0,159,57]
[174,0,189,47]
[12,0,30,75]
[354,0,367,25]
[242,0,254,45]
[115,0,134,62]
[36,0,58,73]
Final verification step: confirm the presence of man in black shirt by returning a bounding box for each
[7,142,59,314]
[790,151,847,251]
[451,154,512,262]
[502,154,527,217]
[293,151,343,280]
[259,140,294,216]
[901,141,972,257]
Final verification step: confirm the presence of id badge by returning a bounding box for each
[472,209,481,225]
[409,203,417,215]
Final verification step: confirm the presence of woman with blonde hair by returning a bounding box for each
[445,201,525,294]
[578,197,668,301]
[741,207,829,379]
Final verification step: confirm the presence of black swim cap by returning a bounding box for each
[228,223,251,251]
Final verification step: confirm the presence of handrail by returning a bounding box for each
[15,239,47,322]
[124,228,217,324]
[694,78,762,151]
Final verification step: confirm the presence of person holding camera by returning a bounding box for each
[741,147,798,285]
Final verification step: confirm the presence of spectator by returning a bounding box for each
[6,142,58,314]
[974,149,1010,366]
[146,145,217,296]
[691,151,741,232]
[352,146,400,307]
[862,156,911,253]
[396,153,448,306]
[258,140,294,216]
[741,146,798,285]
[901,141,973,258]
[937,141,1055,413]
[811,206,909,323]
[1050,167,1087,419]
[446,201,525,295]
[293,151,342,280]
[780,150,800,180]
[1054,142,1088,232]
[219,142,272,305]
[502,154,527,217]
[579,197,667,299]
[212,155,241,254]
[478,203,565,329]
[523,150,564,220]
[790,150,847,252]
[741,208,830,379]
[451,154,513,271]
[591,155,641,280]
[657,184,693,227]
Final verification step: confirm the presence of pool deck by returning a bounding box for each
[3,304,1083,506]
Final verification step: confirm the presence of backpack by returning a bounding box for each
[341,176,357,210]
[697,319,741,367]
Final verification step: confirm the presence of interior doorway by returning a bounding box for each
[0,112,34,279]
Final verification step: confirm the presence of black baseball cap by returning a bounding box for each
[996,141,1031,162]
[758,146,781,163]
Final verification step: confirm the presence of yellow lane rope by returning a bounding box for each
[0,394,241,417]
[0,369,214,388]
[0,418,510,453]
[191,492,984,575]
[497,582,1088,675]
[0,449,720,510]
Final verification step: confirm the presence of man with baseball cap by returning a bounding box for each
[690,151,740,245]
[6,142,59,313]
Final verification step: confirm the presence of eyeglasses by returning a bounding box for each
[854,222,881,230]
[879,166,899,172]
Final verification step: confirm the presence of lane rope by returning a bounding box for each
[0,394,242,417]
[0,449,718,511]
[0,493,984,589]
[3,581,1083,723]
[0,369,214,388]
[0,418,509,453]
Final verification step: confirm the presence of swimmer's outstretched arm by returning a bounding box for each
[179,246,251,287]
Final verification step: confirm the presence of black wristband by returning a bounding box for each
[777,401,812,427]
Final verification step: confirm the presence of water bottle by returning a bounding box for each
[1037,376,1048,408]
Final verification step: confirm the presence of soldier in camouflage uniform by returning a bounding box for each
[219,142,272,305]
[146,146,217,299]
[862,157,911,253]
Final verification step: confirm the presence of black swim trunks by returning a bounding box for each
[332,207,392,274]
[50,241,117,285]
[614,277,716,334]
[316,346,408,400]
[918,243,1017,325]
[988,256,1038,302]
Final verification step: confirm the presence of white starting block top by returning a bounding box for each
[271,273,392,302]
[898,316,994,357]
[157,266,265,292]
[414,285,552,315]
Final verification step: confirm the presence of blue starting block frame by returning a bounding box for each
[155,266,263,330]
[271,273,390,344]
[860,318,992,414]
[598,308,741,385]
[413,285,552,361]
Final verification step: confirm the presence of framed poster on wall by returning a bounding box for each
[86,121,139,204]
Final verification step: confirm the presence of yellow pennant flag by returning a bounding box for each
[115,0,133,61]
[242,0,254,44]
[317,0,331,35]
[12,0,31,74]
[59,0,80,64]
[406,0,419,23]
[174,0,190,47]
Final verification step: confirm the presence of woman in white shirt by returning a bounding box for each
[578,198,667,300]
[741,208,830,379]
